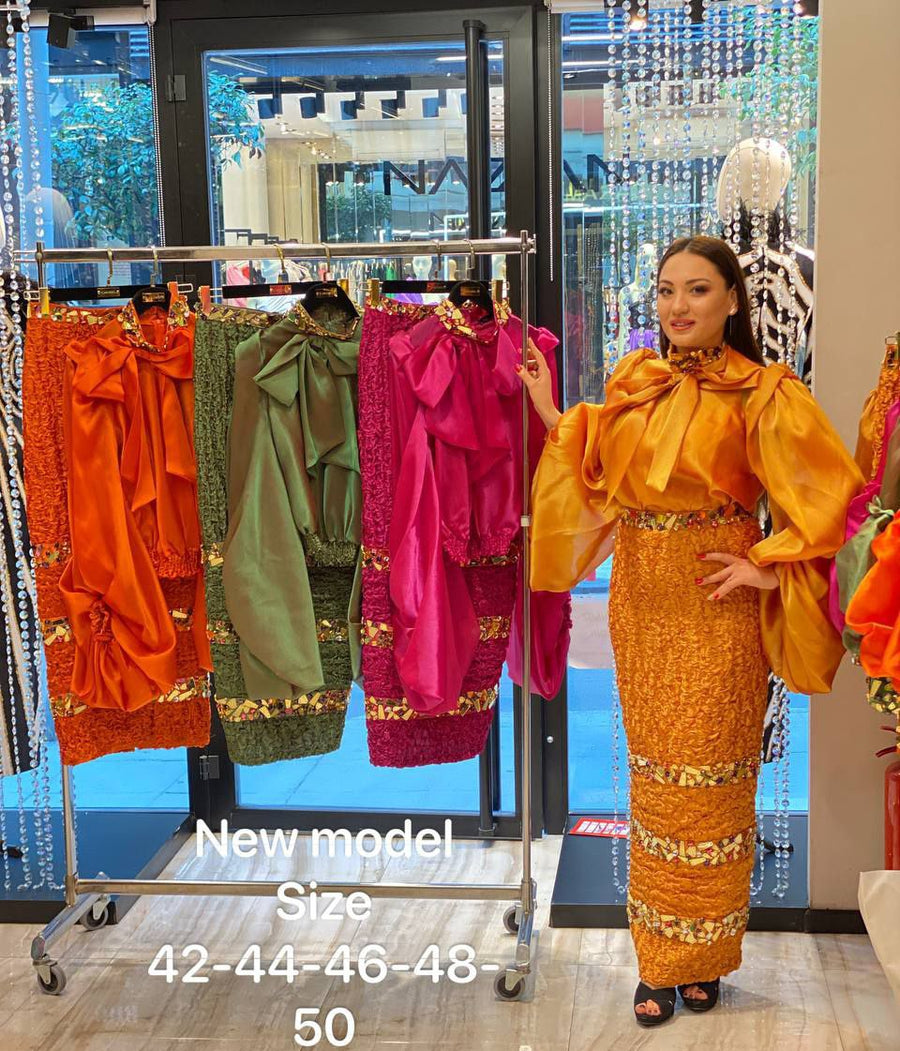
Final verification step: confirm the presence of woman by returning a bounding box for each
[518,235,862,1026]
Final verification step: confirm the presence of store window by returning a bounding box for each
[560,3,819,818]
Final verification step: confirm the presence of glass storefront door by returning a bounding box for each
[162,7,544,835]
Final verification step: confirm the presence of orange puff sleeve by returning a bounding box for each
[745,370,864,694]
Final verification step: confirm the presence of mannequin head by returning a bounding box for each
[656,235,762,364]
[716,138,792,228]
[411,255,434,280]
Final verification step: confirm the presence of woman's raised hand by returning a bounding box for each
[516,339,562,431]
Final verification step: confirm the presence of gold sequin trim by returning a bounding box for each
[204,543,224,568]
[361,544,517,571]
[207,620,236,646]
[317,618,349,643]
[666,343,727,373]
[365,687,497,721]
[51,675,209,718]
[628,752,761,788]
[627,894,749,944]
[201,304,273,327]
[33,539,70,568]
[215,689,350,723]
[362,616,509,648]
[867,676,900,714]
[434,298,510,343]
[366,298,434,320]
[620,502,752,532]
[117,298,190,354]
[287,298,360,341]
[630,815,756,867]
[43,608,194,647]
[361,546,390,571]
[208,618,349,646]
[41,618,72,646]
[45,306,117,326]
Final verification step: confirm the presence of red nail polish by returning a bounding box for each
[695,577,704,585]
[713,592,720,600]
[698,554,706,560]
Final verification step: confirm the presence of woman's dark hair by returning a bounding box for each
[656,235,763,365]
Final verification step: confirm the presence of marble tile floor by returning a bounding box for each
[0,834,897,1051]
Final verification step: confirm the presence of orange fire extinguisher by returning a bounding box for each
[877,725,900,869]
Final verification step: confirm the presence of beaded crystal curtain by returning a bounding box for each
[591,0,815,902]
[0,0,57,896]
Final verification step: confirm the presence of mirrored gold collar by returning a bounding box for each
[666,343,727,373]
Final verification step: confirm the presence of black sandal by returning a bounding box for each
[633,981,677,1027]
[677,978,720,1012]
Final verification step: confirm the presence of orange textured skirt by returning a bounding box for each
[608,507,768,987]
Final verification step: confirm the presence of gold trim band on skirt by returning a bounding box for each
[365,687,497,721]
[630,815,756,867]
[362,616,510,648]
[619,501,753,532]
[628,752,761,788]
[51,675,209,718]
[627,893,750,945]
[216,690,350,723]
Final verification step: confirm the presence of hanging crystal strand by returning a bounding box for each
[679,0,693,237]
[787,0,805,377]
[619,0,636,366]
[722,0,738,250]
[648,13,662,294]
[609,653,629,897]
[605,0,620,373]
[771,677,792,898]
[13,0,52,888]
[659,6,674,252]
[773,685,786,899]
[1,7,39,887]
[633,0,650,333]
[698,0,713,234]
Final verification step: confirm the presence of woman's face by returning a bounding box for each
[656,251,738,349]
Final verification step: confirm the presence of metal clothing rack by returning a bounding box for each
[21,234,540,1002]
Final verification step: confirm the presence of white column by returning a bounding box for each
[809,0,900,910]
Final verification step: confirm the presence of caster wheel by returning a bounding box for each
[494,972,525,1000]
[503,905,520,935]
[37,964,66,995]
[81,904,110,931]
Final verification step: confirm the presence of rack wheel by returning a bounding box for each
[494,971,525,1000]
[37,964,66,995]
[502,906,520,934]
[81,903,110,931]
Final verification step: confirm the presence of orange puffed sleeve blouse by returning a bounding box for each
[530,346,864,695]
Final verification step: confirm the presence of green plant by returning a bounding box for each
[50,74,264,245]
[51,81,159,244]
[721,14,820,177]
[207,71,265,167]
[324,183,393,242]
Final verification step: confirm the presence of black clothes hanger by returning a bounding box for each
[131,249,171,315]
[297,280,360,321]
[379,280,458,295]
[447,278,495,315]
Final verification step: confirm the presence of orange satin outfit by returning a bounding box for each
[59,299,212,712]
[531,345,862,986]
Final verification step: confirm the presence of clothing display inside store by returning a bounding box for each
[832,336,900,715]
[530,343,862,986]
[360,290,571,768]
[22,304,212,766]
[20,261,566,770]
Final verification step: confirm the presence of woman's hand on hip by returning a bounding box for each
[696,551,779,600]
[515,338,562,431]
